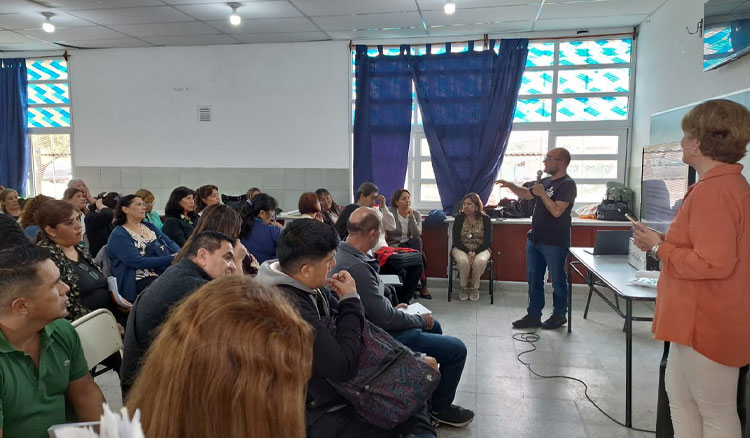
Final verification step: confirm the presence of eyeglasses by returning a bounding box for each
[543,155,563,162]
[77,261,101,281]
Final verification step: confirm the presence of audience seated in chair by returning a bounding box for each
[386,189,431,299]
[316,188,343,226]
[36,199,127,326]
[0,245,105,438]
[255,219,436,438]
[246,187,262,200]
[120,231,238,396]
[239,193,283,264]
[84,192,120,258]
[18,194,52,241]
[451,193,492,302]
[298,192,324,222]
[161,186,199,247]
[135,189,163,231]
[126,275,312,438]
[107,194,179,302]
[0,188,21,221]
[333,207,474,429]
[195,184,221,216]
[68,178,98,213]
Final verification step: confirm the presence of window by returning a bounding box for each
[352,37,634,209]
[26,59,72,198]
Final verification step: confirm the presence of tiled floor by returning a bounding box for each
[95,285,661,438]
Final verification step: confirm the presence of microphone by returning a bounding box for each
[536,170,543,184]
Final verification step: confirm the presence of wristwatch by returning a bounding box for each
[650,242,662,261]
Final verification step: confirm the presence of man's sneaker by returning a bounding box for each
[431,404,475,428]
[459,288,469,301]
[541,313,567,330]
[512,314,542,329]
[469,289,480,301]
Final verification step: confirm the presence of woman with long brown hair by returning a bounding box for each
[18,194,53,241]
[126,275,313,438]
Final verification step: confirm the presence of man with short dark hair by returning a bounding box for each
[334,208,474,428]
[255,219,436,438]
[0,245,105,438]
[498,147,578,330]
[120,230,237,394]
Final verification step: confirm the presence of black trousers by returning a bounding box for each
[307,405,435,438]
[398,237,428,288]
[380,256,423,304]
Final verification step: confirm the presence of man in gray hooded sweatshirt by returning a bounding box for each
[254,218,436,438]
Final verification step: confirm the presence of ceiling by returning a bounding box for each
[0,0,663,52]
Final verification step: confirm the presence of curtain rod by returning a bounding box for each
[6,50,70,61]
[348,31,635,49]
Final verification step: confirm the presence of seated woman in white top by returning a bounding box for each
[386,188,430,298]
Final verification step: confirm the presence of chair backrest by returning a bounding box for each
[72,309,123,370]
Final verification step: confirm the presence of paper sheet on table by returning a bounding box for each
[400,302,432,315]
[627,270,660,288]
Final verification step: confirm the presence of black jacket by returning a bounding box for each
[120,258,211,394]
[161,215,196,247]
[84,207,114,257]
[452,213,492,253]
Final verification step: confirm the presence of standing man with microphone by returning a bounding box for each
[497,147,577,329]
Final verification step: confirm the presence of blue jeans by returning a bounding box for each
[526,239,569,319]
[390,321,467,412]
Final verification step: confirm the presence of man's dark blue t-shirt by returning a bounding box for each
[528,175,577,248]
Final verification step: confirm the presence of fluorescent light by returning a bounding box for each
[444,1,456,14]
[42,12,55,33]
[227,2,241,26]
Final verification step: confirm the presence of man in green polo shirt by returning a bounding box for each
[0,245,105,438]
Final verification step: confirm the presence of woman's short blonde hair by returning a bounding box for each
[126,275,313,438]
[681,99,750,164]
[134,188,155,203]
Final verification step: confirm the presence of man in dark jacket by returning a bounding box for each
[255,219,436,438]
[120,231,237,395]
[334,208,474,429]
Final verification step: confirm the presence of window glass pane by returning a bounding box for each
[430,46,446,55]
[526,42,555,67]
[505,130,549,156]
[420,138,430,156]
[421,184,440,202]
[26,59,68,80]
[514,98,552,123]
[28,107,71,128]
[559,39,632,65]
[28,83,69,104]
[704,25,732,70]
[568,160,618,179]
[420,161,435,179]
[30,134,71,198]
[576,184,608,203]
[519,71,553,95]
[450,42,468,53]
[556,96,628,122]
[557,68,630,94]
[555,135,619,154]
[352,77,356,100]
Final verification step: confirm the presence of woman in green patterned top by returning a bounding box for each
[451,193,492,301]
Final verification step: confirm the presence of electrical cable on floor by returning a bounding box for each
[512,330,657,434]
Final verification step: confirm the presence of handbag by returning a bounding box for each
[144,237,176,274]
[329,322,440,430]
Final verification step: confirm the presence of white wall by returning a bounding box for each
[70,40,350,169]
[630,0,750,201]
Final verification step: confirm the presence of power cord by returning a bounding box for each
[512,330,657,434]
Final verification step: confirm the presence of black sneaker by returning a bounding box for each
[541,313,567,330]
[430,404,475,428]
[512,314,542,329]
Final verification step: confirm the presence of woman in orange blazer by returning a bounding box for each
[633,99,750,437]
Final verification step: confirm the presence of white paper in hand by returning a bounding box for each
[402,302,431,315]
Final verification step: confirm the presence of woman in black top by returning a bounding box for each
[451,193,492,302]
[161,186,198,247]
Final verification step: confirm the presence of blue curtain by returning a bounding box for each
[0,58,29,194]
[352,45,413,202]
[407,39,529,210]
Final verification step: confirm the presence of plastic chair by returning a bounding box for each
[72,308,123,376]
[447,251,494,304]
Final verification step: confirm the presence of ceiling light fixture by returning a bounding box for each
[42,12,55,33]
[444,0,456,15]
[228,2,241,26]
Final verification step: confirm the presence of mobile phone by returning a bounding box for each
[623,212,638,226]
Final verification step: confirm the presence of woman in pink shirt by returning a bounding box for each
[633,99,750,437]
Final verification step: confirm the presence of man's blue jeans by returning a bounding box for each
[390,321,467,412]
[526,239,569,319]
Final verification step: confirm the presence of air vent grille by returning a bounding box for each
[198,105,212,122]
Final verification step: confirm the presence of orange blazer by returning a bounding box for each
[652,164,750,367]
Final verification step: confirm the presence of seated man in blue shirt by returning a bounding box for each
[332,207,474,429]
[0,244,105,438]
